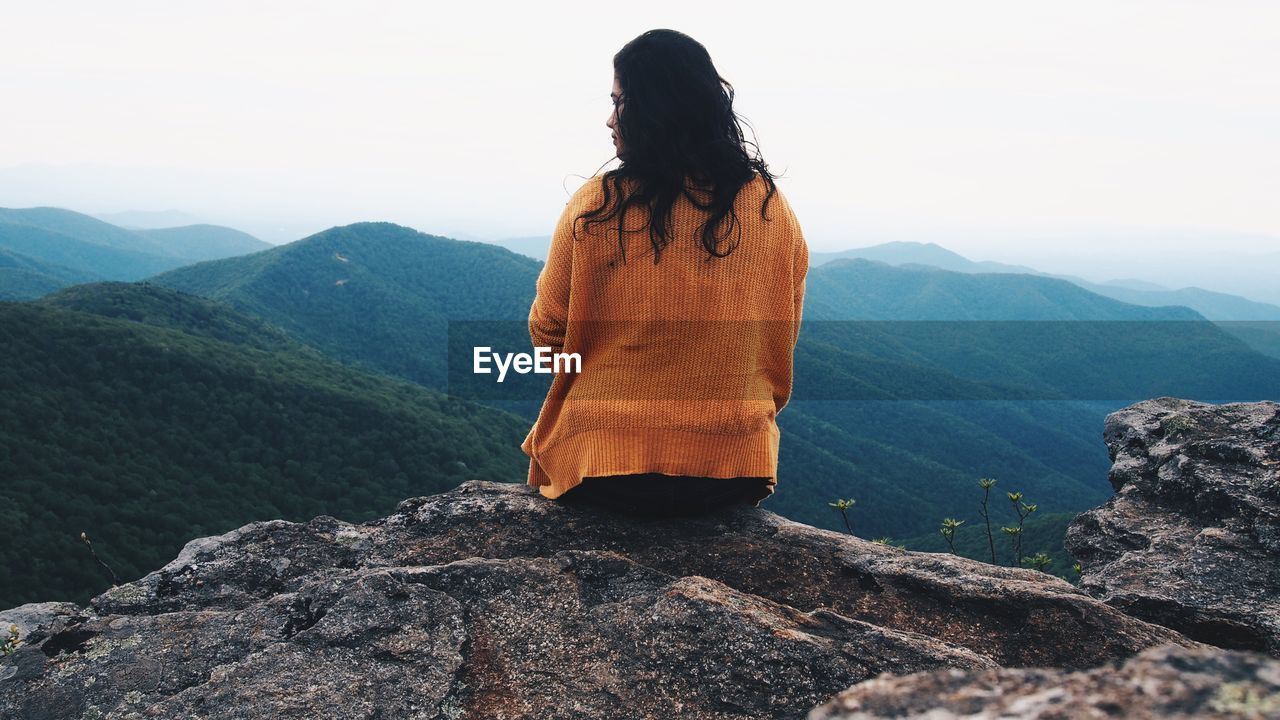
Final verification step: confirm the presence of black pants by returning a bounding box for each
[555,473,773,517]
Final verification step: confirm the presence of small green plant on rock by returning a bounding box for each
[1161,413,1196,437]
[829,498,856,535]
[977,478,998,563]
[937,479,1064,573]
[939,518,965,554]
[2,624,21,656]
[1002,491,1037,566]
[1022,552,1053,572]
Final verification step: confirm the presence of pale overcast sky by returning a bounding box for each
[1,1,1276,271]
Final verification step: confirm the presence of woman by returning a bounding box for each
[520,29,808,517]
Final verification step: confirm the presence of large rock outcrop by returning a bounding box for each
[1066,397,1280,655]
[1,480,1192,719]
[808,644,1280,720]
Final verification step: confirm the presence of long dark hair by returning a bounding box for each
[575,29,780,264]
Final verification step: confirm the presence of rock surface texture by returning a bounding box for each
[2,478,1193,719]
[6,396,1278,719]
[808,644,1280,720]
[1066,397,1280,655]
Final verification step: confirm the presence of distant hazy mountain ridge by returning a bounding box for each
[0,206,269,299]
[810,240,1280,321]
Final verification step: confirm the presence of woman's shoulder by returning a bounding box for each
[739,173,794,219]
[742,171,783,198]
[566,174,603,200]
[565,173,623,211]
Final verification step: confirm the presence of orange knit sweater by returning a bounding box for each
[520,173,808,500]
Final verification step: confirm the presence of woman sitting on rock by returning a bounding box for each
[521,28,808,517]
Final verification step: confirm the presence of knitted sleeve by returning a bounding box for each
[773,191,807,415]
[528,185,583,352]
[791,207,809,350]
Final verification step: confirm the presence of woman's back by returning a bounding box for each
[520,28,807,510]
[577,174,797,321]
[521,172,808,501]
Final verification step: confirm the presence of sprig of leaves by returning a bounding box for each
[829,498,856,535]
[939,518,965,554]
[1,624,21,656]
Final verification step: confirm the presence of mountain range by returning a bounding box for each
[0,284,529,608]
[811,240,1280,320]
[498,234,1280,337]
[5,207,1280,604]
[144,223,1280,536]
[0,207,272,299]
